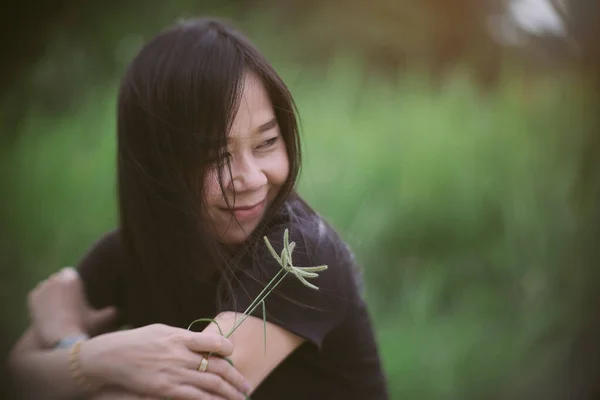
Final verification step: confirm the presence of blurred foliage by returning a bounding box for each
[2,0,600,399]
[1,0,583,130]
[260,0,507,88]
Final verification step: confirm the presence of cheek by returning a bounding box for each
[267,147,290,186]
[203,169,223,206]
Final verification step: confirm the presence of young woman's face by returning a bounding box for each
[203,71,290,244]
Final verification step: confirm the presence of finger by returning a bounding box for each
[183,332,233,357]
[178,370,246,400]
[166,384,227,400]
[58,266,78,281]
[196,356,251,395]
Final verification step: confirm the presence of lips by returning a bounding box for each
[219,199,266,221]
[231,202,261,210]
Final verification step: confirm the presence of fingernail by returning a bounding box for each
[60,267,77,280]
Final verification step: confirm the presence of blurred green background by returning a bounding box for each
[2,0,599,398]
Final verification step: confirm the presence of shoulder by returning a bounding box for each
[220,198,362,347]
[259,198,362,300]
[77,229,126,273]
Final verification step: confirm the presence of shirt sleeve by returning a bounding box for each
[217,224,357,349]
[75,230,126,331]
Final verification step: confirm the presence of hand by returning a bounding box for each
[80,324,251,400]
[27,267,117,347]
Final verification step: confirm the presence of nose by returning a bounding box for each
[229,155,267,193]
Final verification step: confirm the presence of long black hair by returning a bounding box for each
[116,17,302,321]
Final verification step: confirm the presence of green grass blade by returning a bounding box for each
[263,235,282,264]
[226,271,290,337]
[292,268,319,278]
[298,265,328,272]
[283,228,290,252]
[293,272,320,290]
[287,242,296,265]
[187,318,224,336]
[262,300,267,355]
[281,246,289,271]
[240,268,285,316]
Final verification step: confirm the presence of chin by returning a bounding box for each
[218,224,257,245]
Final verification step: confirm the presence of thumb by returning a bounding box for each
[86,306,118,334]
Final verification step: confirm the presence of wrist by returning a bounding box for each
[77,337,109,389]
[48,325,87,346]
[41,324,88,349]
[71,339,106,393]
[55,333,90,349]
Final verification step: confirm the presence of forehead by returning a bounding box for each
[228,72,275,140]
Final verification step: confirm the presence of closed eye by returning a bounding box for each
[257,137,278,149]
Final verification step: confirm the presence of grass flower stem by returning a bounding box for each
[225,270,290,337]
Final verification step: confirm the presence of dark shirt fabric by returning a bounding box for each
[77,199,388,400]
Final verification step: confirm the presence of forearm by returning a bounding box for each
[12,324,90,356]
[8,346,90,400]
[8,328,98,399]
[204,312,304,391]
[10,328,45,355]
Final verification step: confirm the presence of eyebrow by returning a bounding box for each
[254,117,278,135]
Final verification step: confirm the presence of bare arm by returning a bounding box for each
[10,327,48,354]
[7,267,115,398]
[204,312,305,393]
[8,337,95,400]
[8,268,250,400]
[9,324,249,400]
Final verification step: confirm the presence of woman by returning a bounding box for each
[9,17,388,399]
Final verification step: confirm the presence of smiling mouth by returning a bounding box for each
[220,200,264,212]
[219,199,266,221]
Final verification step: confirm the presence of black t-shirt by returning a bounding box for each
[77,199,388,400]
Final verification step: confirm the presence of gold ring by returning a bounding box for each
[198,356,209,372]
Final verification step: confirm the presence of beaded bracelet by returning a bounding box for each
[68,340,100,394]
